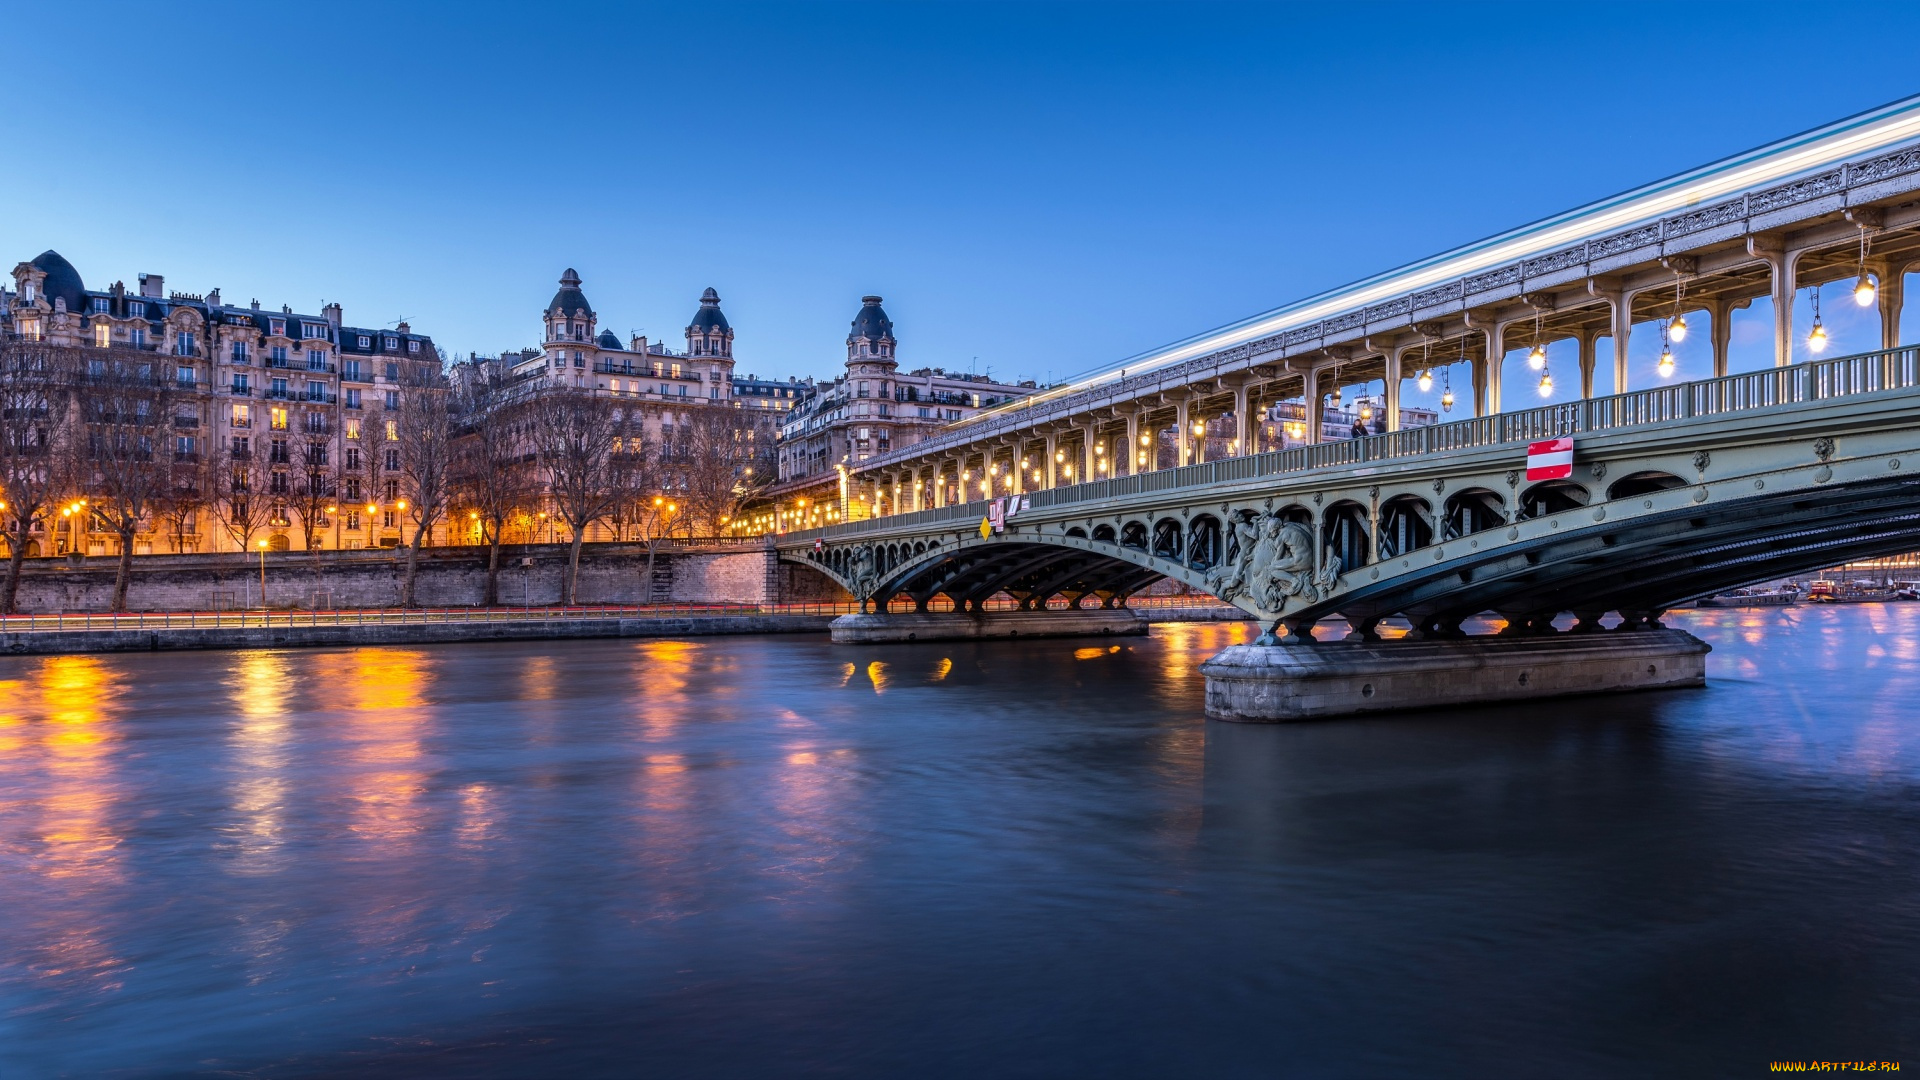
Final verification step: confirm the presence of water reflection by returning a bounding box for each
[0,609,1916,1077]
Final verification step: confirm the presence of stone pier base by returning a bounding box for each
[830,608,1149,643]
[1200,629,1711,721]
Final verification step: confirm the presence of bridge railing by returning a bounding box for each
[784,344,1920,545]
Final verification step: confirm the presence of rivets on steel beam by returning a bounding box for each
[1593,508,1607,521]
[1814,466,1832,483]
[1892,458,1903,471]
[1693,488,1709,503]
[1754,479,1765,489]
[1506,527,1519,541]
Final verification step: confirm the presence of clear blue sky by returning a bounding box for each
[8,1,1920,395]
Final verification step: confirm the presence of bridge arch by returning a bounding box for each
[1324,500,1370,570]
[1378,494,1434,559]
[1607,470,1687,500]
[1518,479,1589,520]
[1151,517,1182,559]
[1442,487,1505,539]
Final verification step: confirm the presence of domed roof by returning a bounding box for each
[30,250,86,313]
[687,286,730,334]
[847,295,893,343]
[547,268,593,318]
[595,329,623,350]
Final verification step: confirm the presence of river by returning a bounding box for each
[1,606,1916,1077]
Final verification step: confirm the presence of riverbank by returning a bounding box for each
[0,602,1250,655]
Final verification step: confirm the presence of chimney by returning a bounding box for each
[322,302,342,329]
[630,333,647,353]
[396,321,409,334]
[138,273,164,299]
[251,298,260,310]
[207,288,221,307]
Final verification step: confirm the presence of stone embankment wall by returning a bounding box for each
[3,542,851,613]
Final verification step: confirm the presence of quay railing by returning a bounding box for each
[786,344,1920,544]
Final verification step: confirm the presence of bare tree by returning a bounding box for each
[674,407,776,535]
[79,348,180,610]
[349,406,390,547]
[0,342,75,613]
[528,388,643,605]
[291,435,339,555]
[214,425,276,554]
[395,369,452,607]
[156,420,213,555]
[450,358,536,605]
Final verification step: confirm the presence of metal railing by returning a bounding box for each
[788,345,1920,544]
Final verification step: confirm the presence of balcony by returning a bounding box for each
[304,361,338,374]
[172,451,201,463]
[172,416,200,429]
[302,391,338,404]
[265,387,293,400]
[227,385,254,397]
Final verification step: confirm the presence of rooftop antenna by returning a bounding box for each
[389,315,411,328]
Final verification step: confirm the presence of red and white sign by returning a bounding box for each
[1526,437,1574,481]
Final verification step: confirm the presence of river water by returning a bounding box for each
[1,606,1916,1078]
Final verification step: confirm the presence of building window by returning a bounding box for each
[385,448,400,471]
[94,324,110,348]
[345,419,360,440]
[670,364,682,378]
[344,475,361,499]
[383,509,397,528]
[176,365,195,388]
[306,350,326,370]
[345,388,361,409]
[303,324,325,339]
[176,435,196,458]
[306,381,325,400]
[270,378,289,397]
[308,443,328,466]
[231,404,250,427]
[18,319,43,342]
[358,335,371,348]
[231,436,250,456]
[383,337,397,350]
[21,283,35,302]
[128,327,146,348]
[384,362,398,380]
[383,481,398,502]
[270,407,288,431]
[128,302,145,318]
[270,439,289,464]
[384,420,397,441]
[269,345,288,363]
[384,391,399,410]
[407,340,420,353]
[90,297,109,313]
[231,342,249,364]
[346,512,361,531]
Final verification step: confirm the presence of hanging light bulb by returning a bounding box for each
[1538,370,1554,397]
[1527,343,1546,371]
[1359,398,1374,421]
[1441,387,1454,412]
[1658,345,1676,378]
[1669,313,1688,342]
[1856,273,1877,307]
[1417,369,1432,393]
[1808,318,1828,352]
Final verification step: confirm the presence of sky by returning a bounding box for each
[7,1,1920,408]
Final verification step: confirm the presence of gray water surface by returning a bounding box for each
[1,609,1916,1077]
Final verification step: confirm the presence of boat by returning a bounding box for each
[1697,587,1798,608]
[1806,580,1900,603]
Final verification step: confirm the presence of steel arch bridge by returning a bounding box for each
[780,347,1920,639]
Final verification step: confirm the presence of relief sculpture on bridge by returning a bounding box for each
[1204,511,1341,616]
[848,544,880,611]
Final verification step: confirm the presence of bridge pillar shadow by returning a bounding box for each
[828,608,1149,643]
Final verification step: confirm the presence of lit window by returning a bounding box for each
[385,420,397,441]
[232,404,250,427]
[270,407,288,431]
[94,323,111,347]
[345,418,360,440]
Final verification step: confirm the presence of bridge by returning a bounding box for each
[772,98,1920,718]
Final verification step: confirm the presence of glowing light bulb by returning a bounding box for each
[1527,344,1546,371]
[1538,371,1554,397]
[1441,389,1455,412]
[1669,314,1688,342]
[1658,346,1676,378]
[1808,319,1828,352]
[1359,401,1373,421]
[1856,274,1877,307]
[1417,370,1432,392]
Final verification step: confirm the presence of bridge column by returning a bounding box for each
[1083,422,1100,479]
[1748,235,1801,368]
[1232,381,1253,451]
[1576,328,1599,398]
[1304,367,1325,444]
[1872,258,1907,350]
[932,460,947,508]
[1044,432,1059,488]
[1382,347,1404,432]
[1124,410,1142,474]
[1009,444,1024,496]
[1175,397,1193,465]
[1473,322,1504,417]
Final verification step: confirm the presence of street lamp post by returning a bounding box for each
[256,538,268,610]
